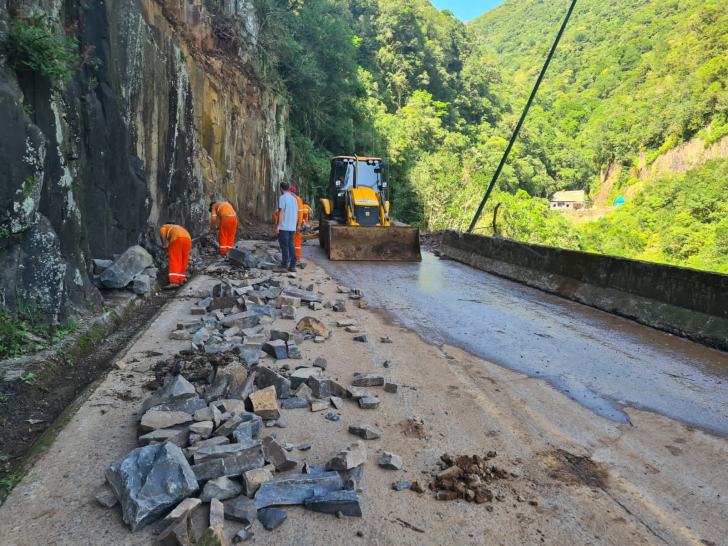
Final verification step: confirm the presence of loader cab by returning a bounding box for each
[328,157,388,223]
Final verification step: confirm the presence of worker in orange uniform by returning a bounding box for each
[209,200,238,255]
[159,223,192,289]
[302,203,313,223]
[289,186,304,261]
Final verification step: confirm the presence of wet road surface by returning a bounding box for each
[309,246,728,435]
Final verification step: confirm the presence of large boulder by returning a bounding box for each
[104,443,199,531]
[229,248,258,269]
[100,245,154,288]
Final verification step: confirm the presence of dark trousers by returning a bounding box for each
[278,230,297,269]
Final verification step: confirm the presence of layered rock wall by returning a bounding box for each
[0,0,286,323]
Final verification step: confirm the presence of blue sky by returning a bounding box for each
[430,0,505,22]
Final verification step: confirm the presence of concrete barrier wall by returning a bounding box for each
[441,230,728,351]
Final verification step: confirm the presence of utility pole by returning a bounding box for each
[467,0,578,233]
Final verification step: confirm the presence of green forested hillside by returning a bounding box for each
[473,0,728,178]
[253,0,728,273]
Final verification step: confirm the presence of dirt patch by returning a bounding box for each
[401,417,426,439]
[238,218,276,241]
[0,291,174,486]
[543,449,610,489]
[420,231,443,252]
[427,452,513,503]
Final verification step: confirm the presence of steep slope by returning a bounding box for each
[0,0,286,323]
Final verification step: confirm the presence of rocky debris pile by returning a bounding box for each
[93,245,159,295]
[427,452,516,504]
[169,274,326,359]
[96,276,406,543]
[98,372,375,541]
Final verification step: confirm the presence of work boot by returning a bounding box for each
[273,268,287,274]
[163,283,180,290]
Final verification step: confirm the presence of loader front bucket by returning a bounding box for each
[327,225,422,261]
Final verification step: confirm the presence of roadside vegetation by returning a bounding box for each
[254,0,728,273]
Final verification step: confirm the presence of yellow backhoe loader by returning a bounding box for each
[319,156,421,261]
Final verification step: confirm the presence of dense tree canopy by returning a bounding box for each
[254,0,728,273]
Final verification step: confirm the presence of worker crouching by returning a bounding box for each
[209,200,238,255]
[160,223,192,289]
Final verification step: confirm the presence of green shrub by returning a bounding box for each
[6,13,79,81]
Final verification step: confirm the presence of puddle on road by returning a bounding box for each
[311,245,728,435]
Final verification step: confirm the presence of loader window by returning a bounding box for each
[355,162,382,189]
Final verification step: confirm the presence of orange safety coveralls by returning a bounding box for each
[302,204,312,223]
[293,193,304,260]
[211,202,237,255]
[160,224,192,284]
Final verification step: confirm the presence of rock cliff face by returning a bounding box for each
[0,0,286,323]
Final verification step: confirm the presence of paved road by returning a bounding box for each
[309,245,728,435]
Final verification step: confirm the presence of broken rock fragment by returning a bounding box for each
[242,467,274,497]
[225,494,258,524]
[281,397,309,410]
[261,436,298,471]
[262,340,287,360]
[191,445,265,481]
[105,443,199,532]
[326,442,367,471]
[283,287,323,303]
[149,398,207,415]
[348,424,382,440]
[155,516,191,545]
[257,366,292,398]
[152,497,201,535]
[200,476,241,502]
[194,405,223,427]
[94,483,118,508]
[289,367,323,390]
[140,375,197,415]
[384,382,399,393]
[228,370,257,400]
[138,427,189,447]
[337,464,364,491]
[352,373,385,387]
[207,498,224,527]
[189,421,214,439]
[308,375,331,399]
[310,399,328,412]
[140,410,192,432]
[254,472,343,508]
[221,311,261,330]
[304,490,362,517]
[358,397,380,409]
[249,385,280,420]
[258,507,288,530]
[99,245,153,288]
[379,452,404,470]
[194,443,261,464]
[346,387,372,400]
[296,316,329,338]
[286,340,302,359]
[233,529,254,542]
[336,319,357,327]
